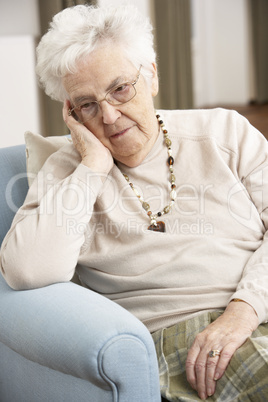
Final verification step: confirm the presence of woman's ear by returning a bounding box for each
[151,62,159,97]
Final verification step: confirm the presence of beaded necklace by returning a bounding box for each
[122,113,176,232]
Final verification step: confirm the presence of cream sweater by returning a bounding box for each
[1,108,268,332]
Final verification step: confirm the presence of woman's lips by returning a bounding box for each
[110,127,130,139]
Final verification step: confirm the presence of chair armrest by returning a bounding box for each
[0,274,160,401]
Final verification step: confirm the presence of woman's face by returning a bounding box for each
[63,45,159,167]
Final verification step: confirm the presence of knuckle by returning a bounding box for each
[195,362,206,372]
[185,359,195,369]
[206,359,217,369]
[206,358,219,367]
[195,333,204,343]
[221,350,233,360]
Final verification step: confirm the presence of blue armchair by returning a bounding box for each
[0,144,161,402]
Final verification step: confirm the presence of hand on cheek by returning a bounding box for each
[63,100,114,175]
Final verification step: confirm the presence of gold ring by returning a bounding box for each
[208,350,221,358]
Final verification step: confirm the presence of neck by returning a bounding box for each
[120,135,160,168]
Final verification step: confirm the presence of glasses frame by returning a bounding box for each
[68,65,142,122]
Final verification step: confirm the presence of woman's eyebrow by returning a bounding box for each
[73,95,95,105]
[105,75,127,92]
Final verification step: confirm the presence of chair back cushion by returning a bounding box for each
[0,134,71,246]
[0,145,28,246]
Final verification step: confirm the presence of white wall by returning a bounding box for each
[191,0,254,108]
[0,0,40,148]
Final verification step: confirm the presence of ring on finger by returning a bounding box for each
[208,349,221,358]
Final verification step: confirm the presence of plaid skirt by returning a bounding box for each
[152,311,268,401]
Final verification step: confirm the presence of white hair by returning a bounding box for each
[36,4,157,101]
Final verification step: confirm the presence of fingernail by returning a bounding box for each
[207,388,212,396]
[200,393,206,400]
[214,372,219,380]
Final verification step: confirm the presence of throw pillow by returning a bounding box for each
[24,131,72,186]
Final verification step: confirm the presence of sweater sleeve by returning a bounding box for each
[0,145,103,290]
[226,111,268,323]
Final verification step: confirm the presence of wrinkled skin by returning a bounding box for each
[186,301,258,399]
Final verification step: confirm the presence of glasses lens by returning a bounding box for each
[77,102,98,123]
[107,83,136,105]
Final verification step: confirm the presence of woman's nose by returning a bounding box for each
[99,100,121,125]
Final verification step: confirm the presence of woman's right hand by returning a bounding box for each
[63,100,114,176]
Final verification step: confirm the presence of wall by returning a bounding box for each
[0,0,41,148]
[191,0,255,107]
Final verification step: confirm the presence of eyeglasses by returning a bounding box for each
[68,65,142,123]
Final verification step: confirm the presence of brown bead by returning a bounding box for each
[167,156,174,166]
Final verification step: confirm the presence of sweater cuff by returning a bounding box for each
[228,291,267,324]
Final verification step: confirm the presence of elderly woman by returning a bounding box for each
[1,4,267,401]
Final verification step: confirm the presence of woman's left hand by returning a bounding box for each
[185,301,259,400]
